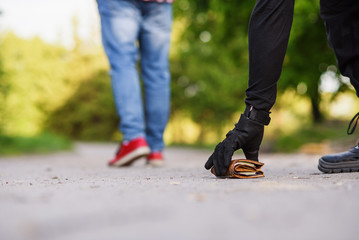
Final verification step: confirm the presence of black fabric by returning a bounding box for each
[245,0,359,112]
[244,105,271,125]
[320,0,359,97]
[245,0,295,112]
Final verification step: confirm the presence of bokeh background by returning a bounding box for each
[1,0,358,156]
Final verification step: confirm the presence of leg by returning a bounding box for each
[320,0,359,95]
[245,0,295,111]
[97,0,145,142]
[318,0,359,173]
[205,0,295,176]
[139,2,173,152]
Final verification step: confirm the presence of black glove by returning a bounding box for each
[205,106,270,176]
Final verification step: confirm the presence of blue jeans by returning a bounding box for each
[97,0,173,152]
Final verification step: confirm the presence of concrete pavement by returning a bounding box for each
[1,143,359,240]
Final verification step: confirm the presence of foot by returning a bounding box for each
[108,137,150,167]
[318,145,359,173]
[146,152,164,167]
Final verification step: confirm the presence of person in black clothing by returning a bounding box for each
[205,0,359,176]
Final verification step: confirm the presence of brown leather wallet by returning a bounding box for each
[211,159,264,179]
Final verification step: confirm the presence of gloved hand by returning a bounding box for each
[205,106,270,176]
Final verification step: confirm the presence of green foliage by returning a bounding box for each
[46,70,118,141]
[172,0,350,134]
[0,38,6,134]
[266,121,354,153]
[280,0,338,122]
[0,132,72,155]
[0,33,114,142]
[168,120,355,153]
[0,33,73,135]
[0,1,356,153]
[171,0,255,136]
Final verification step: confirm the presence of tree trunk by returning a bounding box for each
[311,95,323,123]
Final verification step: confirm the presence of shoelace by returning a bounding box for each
[347,112,359,135]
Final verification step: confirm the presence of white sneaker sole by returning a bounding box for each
[146,160,165,167]
[111,146,150,167]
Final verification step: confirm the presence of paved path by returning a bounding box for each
[1,143,359,240]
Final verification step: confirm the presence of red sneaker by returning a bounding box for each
[146,152,164,167]
[109,137,150,167]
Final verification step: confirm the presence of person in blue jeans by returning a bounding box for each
[97,0,174,167]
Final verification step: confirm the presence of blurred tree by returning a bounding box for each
[0,33,110,138]
[172,0,345,137]
[171,0,255,141]
[44,22,118,141]
[0,33,73,135]
[0,34,72,156]
[46,70,118,141]
[279,0,338,122]
[0,8,4,133]
[0,36,6,134]
[0,0,353,147]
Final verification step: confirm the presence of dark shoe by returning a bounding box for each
[318,145,359,173]
[318,112,359,173]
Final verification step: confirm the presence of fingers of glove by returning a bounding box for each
[205,153,214,169]
[222,143,235,172]
[205,142,222,170]
[212,143,226,176]
[214,143,233,176]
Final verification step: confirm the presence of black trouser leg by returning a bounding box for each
[320,0,359,96]
[245,0,295,112]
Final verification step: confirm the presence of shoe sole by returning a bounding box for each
[146,160,164,167]
[318,158,359,173]
[110,146,150,167]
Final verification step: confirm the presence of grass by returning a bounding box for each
[0,132,72,156]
